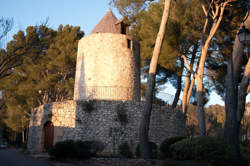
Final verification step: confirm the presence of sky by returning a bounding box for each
[1,0,249,106]
[1,0,120,37]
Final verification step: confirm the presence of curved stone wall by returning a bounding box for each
[28,100,186,154]
[74,33,140,101]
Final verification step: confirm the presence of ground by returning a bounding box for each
[0,149,52,166]
[0,148,211,166]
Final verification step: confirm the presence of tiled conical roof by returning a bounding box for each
[91,10,121,34]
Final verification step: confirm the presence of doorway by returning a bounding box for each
[43,121,54,150]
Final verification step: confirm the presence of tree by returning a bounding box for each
[182,45,198,114]
[136,1,184,107]
[202,0,250,145]
[0,17,19,80]
[170,0,204,113]
[139,0,172,159]
[112,0,204,109]
[0,17,13,47]
[224,13,250,143]
[186,104,225,138]
[0,31,26,80]
[195,0,235,136]
[0,24,84,143]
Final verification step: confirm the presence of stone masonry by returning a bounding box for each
[28,100,186,154]
[74,33,140,101]
[28,11,186,155]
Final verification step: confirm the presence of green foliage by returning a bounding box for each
[136,142,158,159]
[118,142,133,158]
[0,24,84,138]
[241,146,250,165]
[111,0,203,93]
[161,159,211,166]
[3,108,29,133]
[82,140,104,155]
[186,104,225,137]
[79,100,95,113]
[240,106,250,145]
[169,137,237,166]
[48,140,92,160]
[205,1,249,98]
[160,136,186,158]
[109,0,149,25]
[116,103,128,124]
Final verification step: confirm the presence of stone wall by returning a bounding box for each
[28,101,76,153]
[74,33,140,101]
[28,100,186,154]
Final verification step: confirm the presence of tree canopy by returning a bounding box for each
[0,24,84,140]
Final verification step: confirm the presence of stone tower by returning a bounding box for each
[74,10,140,101]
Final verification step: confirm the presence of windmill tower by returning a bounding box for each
[74,10,140,101]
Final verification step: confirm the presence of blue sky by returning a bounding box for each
[1,0,120,36]
[1,0,249,106]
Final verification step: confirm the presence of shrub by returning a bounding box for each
[48,140,92,159]
[118,142,133,158]
[240,146,250,165]
[169,137,237,166]
[79,100,94,113]
[160,136,186,158]
[74,141,93,158]
[161,159,210,166]
[136,142,158,159]
[83,140,104,156]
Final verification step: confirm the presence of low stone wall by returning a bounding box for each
[28,101,76,153]
[28,100,186,154]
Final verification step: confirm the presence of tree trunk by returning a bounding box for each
[182,74,190,113]
[187,74,195,104]
[196,1,229,136]
[224,57,237,143]
[172,59,184,109]
[237,59,250,124]
[26,127,29,144]
[22,130,25,144]
[187,55,199,105]
[196,47,207,136]
[182,43,197,113]
[139,0,172,159]
[224,15,250,143]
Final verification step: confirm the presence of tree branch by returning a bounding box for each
[181,55,197,77]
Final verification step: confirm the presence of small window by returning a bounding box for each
[127,39,131,49]
[121,23,126,34]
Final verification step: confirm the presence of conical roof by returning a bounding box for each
[91,10,121,34]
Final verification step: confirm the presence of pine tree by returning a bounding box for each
[0,24,84,141]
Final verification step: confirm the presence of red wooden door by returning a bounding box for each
[44,121,54,150]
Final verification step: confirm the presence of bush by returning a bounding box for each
[136,142,158,159]
[48,140,92,159]
[160,136,186,158]
[118,142,133,158]
[79,100,94,113]
[169,137,237,166]
[161,159,211,166]
[83,140,104,156]
[240,146,250,165]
